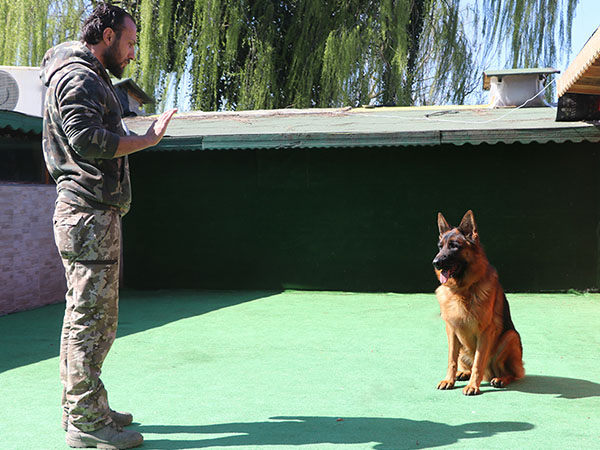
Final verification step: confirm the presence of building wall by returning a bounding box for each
[123,141,600,293]
[0,183,65,315]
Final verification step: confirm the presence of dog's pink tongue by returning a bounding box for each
[439,270,449,284]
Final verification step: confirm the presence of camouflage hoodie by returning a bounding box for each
[40,41,131,215]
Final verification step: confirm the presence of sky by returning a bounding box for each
[564,0,598,69]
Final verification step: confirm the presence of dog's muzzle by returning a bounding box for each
[433,255,463,284]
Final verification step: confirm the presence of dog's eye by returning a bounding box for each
[449,241,459,249]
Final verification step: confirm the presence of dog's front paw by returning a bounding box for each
[463,384,481,396]
[437,379,455,390]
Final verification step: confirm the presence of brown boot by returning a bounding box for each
[65,421,143,449]
[62,410,134,431]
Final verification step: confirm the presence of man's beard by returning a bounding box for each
[103,40,126,79]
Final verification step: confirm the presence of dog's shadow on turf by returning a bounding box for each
[136,417,534,449]
[507,374,600,399]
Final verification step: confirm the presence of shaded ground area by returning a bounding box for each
[0,291,599,449]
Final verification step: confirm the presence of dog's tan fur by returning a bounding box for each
[433,210,524,395]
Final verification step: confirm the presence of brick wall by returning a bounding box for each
[0,183,65,316]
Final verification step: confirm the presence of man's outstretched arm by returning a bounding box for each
[114,108,177,157]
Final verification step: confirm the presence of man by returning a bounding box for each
[40,3,176,449]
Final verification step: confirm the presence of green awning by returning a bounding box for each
[0,109,43,135]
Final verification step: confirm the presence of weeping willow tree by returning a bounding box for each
[0,0,87,66]
[0,0,579,111]
[480,0,579,69]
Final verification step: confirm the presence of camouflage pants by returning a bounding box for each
[53,201,121,432]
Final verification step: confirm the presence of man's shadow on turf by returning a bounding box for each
[136,416,534,450]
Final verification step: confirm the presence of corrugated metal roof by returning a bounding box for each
[557,26,600,97]
[124,105,600,151]
[0,109,42,135]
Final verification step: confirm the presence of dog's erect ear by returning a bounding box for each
[458,210,478,241]
[437,212,451,236]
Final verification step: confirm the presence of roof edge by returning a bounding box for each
[558,26,600,97]
[147,126,600,152]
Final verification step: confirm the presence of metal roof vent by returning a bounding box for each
[483,68,560,108]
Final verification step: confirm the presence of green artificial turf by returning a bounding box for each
[1,290,599,449]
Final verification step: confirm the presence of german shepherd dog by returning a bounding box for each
[432,210,524,395]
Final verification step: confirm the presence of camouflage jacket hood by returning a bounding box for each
[40,40,107,87]
[41,41,131,215]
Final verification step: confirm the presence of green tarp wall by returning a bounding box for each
[123,142,600,292]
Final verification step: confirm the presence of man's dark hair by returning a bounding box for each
[80,2,135,45]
